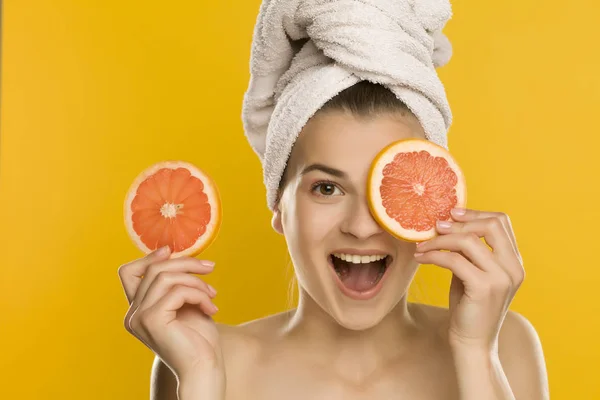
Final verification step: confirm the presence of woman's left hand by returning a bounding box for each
[413,208,525,351]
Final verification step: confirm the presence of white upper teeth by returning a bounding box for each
[332,253,387,264]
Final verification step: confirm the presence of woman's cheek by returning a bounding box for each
[309,205,344,239]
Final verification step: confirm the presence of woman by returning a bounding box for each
[118,1,549,399]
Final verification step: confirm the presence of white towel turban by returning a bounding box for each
[241,0,454,210]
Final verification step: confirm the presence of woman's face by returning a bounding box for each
[273,110,427,330]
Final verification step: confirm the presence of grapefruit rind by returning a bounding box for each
[123,160,222,258]
[367,139,467,242]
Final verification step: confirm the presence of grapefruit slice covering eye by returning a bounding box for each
[367,139,467,242]
[124,161,222,258]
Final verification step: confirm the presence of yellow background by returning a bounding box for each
[1,0,598,398]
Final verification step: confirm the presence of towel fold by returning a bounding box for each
[242,0,454,210]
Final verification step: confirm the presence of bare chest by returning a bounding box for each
[225,354,459,400]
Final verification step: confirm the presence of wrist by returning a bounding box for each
[450,341,496,364]
[451,343,495,382]
[449,345,515,400]
[177,368,225,400]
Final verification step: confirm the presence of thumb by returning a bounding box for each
[147,245,172,263]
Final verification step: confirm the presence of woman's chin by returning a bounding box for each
[329,305,390,331]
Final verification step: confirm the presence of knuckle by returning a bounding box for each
[146,263,162,279]
[155,271,172,285]
[198,289,210,300]
[123,313,133,333]
[170,283,185,293]
[123,305,140,332]
[128,312,144,334]
[138,309,157,329]
[197,281,208,291]
[195,288,210,303]
[449,251,464,263]
[488,217,504,231]
[462,232,479,245]
[502,274,513,289]
[117,263,131,278]
[187,285,206,298]
[169,284,190,298]
[515,266,526,284]
[118,255,150,276]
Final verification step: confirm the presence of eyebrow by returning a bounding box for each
[300,163,348,179]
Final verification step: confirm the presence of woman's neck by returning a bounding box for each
[280,289,426,380]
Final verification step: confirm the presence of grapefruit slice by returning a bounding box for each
[367,138,467,242]
[124,161,222,258]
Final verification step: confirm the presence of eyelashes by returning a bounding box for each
[310,180,344,197]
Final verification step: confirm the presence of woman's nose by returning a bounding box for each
[340,196,384,239]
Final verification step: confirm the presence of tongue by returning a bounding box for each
[340,262,382,292]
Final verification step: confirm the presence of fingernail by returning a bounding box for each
[201,260,216,267]
[207,284,217,296]
[437,220,452,229]
[417,240,428,247]
[452,207,466,216]
[212,304,219,312]
[414,252,424,257]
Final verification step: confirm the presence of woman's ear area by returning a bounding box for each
[271,164,289,235]
[271,200,284,235]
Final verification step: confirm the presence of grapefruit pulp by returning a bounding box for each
[367,138,467,242]
[124,161,222,258]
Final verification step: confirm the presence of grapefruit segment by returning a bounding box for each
[124,161,222,258]
[367,139,467,242]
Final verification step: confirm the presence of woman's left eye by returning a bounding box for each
[312,182,343,196]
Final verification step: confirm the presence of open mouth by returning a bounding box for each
[328,252,392,296]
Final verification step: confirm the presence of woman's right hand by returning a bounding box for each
[118,246,224,387]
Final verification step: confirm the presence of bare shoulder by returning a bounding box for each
[497,311,550,399]
[407,301,451,335]
[217,309,294,352]
[150,312,292,400]
[215,311,294,398]
[409,303,549,399]
[408,302,448,322]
